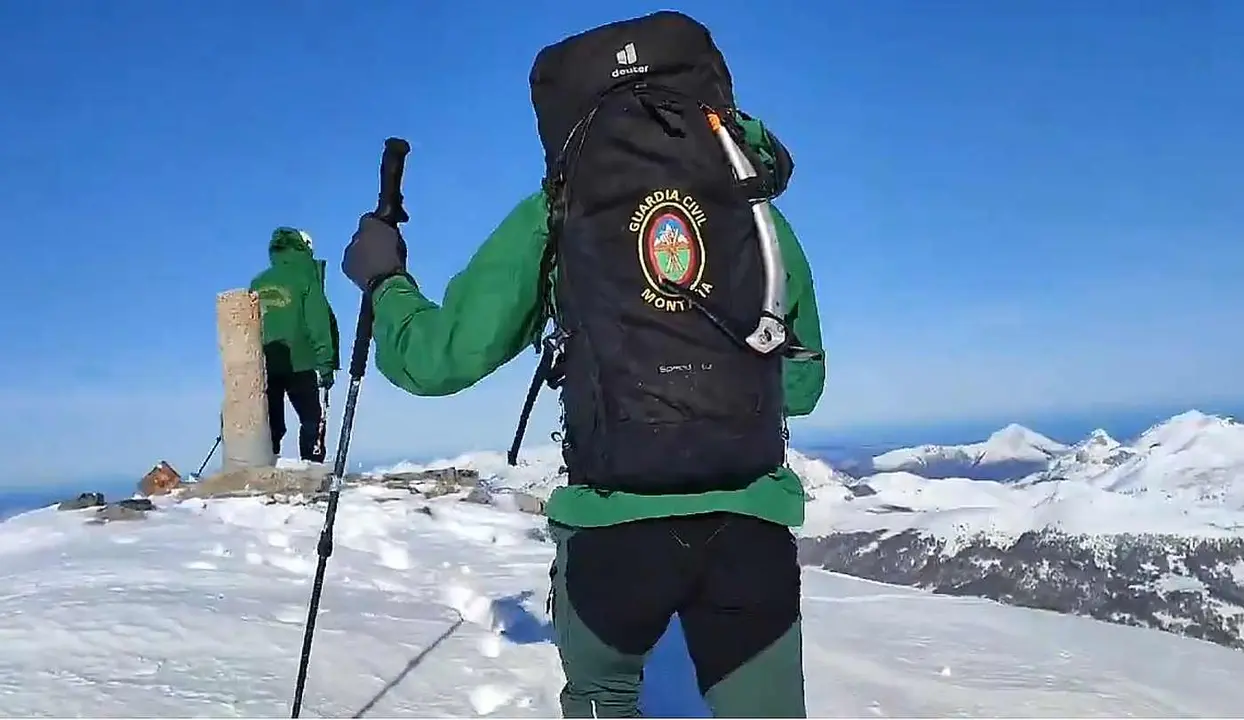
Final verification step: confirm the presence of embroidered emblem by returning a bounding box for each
[629,189,714,312]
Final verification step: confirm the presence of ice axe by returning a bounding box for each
[188,415,224,482]
[290,136,411,718]
[313,388,330,462]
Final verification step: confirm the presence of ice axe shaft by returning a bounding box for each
[193,415,224,479]
[290,137,411,719]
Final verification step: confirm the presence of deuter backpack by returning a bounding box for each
[508,10,814,495]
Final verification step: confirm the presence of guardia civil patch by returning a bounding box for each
[630,189,714,312]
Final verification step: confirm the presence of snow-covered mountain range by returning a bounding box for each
[797,410,1244,651]
[868,423,1070,481]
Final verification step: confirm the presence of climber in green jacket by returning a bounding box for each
[342,11,825,717]
[249,227,340,463]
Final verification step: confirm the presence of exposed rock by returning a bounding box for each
[57,492,106,511]
[420,481,463,499]
[798,529,1244,652]
[370,496,408,505]
[138,461,182,496]
[179,465,331,501]
[88,503,151,524]
[116,498,155,512]
[490,490,545,516]
[845,483,877,498]
[525,526,552,543]
[513,493,545,516]
[359,467,481,497]
[463,487,494,505]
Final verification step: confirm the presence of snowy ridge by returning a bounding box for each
[5,463,1244,715]
[870,424,1069,482]
[1021,428,1136,485]
[360,412,1244,544]
[1086,411,1244,508]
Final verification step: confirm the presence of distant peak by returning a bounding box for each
[986,423,1065,451]
[1083,428,1117,445]
[1134,410,1240,451]
[1146,410,1235,435]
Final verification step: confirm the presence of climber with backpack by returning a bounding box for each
[342,10,825,718]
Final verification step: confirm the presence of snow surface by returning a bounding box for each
[5,480,1244,717]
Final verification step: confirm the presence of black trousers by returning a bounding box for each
[550,512,806,717]
[266,369,325,462]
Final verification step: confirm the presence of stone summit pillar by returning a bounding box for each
[216,289,277,471]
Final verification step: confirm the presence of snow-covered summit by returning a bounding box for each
[1023,428,1135,485]
[871,423,1067,482]
[1084,411,1244,508]
[979,423,1069,462]
[1133,409,1241,453]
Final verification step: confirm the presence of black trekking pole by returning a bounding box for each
[290,137,411,719]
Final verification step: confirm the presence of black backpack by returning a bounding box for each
[508,10,810,495]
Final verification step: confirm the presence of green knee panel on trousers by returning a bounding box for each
[550,524,646,718]
[702,622,806,718]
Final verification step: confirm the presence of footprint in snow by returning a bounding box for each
[204,543,231,558]
[468,684,516,716]
[183,560,217,571]
[267,554,313,576]
[374,540,411,570]
[272,606,306,624]
[478,633,503,659]
[442,584,496,629]
[266,532,290,549]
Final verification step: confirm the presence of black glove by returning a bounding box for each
[342,212,409,293]
[317,369,335,390]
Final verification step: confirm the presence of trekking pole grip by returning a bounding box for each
[376,137,411,226]
[348,138,410,381]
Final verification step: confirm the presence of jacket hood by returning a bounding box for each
[269,227,315,263]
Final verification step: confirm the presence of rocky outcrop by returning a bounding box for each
[179,466,330,501]
[88,498,157,525]
[177,465,495,507]
[798,529,1244,651]
[460,486,545,515]
[374,468,482,498]
[57,492,106,511]
[138,461,182,496]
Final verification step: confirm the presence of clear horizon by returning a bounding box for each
[2,1,1241,485]
[2,402,1237,492]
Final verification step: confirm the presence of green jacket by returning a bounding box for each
[369,117,826,529]
[249,228,341,377]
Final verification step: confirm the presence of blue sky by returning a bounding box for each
[1,0,1241,485]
